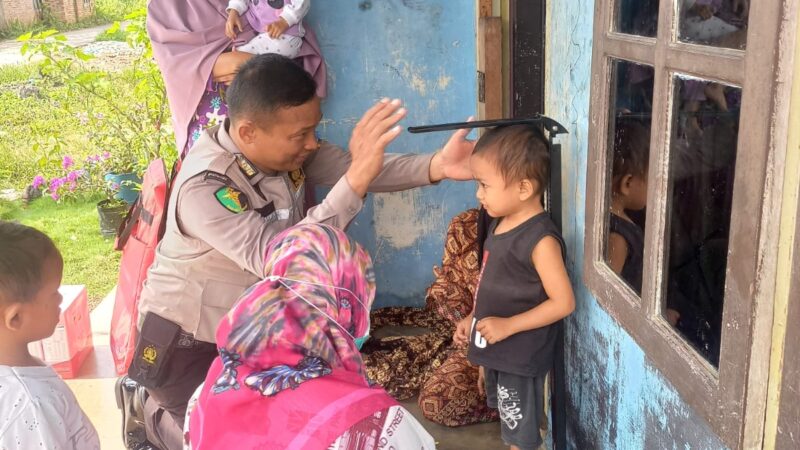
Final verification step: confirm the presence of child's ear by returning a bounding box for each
[1,303,25,332]
[519,179,536,201]
[619,174,634,196]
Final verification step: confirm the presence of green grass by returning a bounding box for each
[0,196,121,310]
[0,0,145,40]
[0,62,139,189]
[94,27,127,42]
[0,63,37,84]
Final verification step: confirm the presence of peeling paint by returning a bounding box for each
[307,1,476,307]
[547,0,728,448]
[437,74,453,90]
[373,190,439,249]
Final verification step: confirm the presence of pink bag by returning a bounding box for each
[110,159,171,375]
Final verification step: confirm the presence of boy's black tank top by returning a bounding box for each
[609,213,644,294]
[467,212,565,377]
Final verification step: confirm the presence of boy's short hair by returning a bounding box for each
[472,124,550,194]
[226,54,317,124]
[0,221,60,304]
[612,120,651,184]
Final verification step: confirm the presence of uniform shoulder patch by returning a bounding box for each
[203,171,232,185]
[214,186,250,213]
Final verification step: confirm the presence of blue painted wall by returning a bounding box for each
[308,0,478,308]
[546,1,728,448]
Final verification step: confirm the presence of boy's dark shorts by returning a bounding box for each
[484,368,545,450]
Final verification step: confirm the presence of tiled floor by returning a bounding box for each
[65,291,505,449]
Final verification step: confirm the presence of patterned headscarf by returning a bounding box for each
[217,224,375,378]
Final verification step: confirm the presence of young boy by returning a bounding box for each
[607,121,649,295]
[453,125,576,450]
[0,221,100,449]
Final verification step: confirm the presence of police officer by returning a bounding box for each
[117,54,475,450]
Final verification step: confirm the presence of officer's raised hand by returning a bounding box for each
[346,98,406,196]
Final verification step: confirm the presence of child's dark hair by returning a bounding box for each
[226,54,317,123]
[472,124,550,194]
[0,221,60,304]
[612,120,651,186]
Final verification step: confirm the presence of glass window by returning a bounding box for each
[614,0,660,37]
[664,75,741,367]
[678,0,749,50]
[605,59,655,296]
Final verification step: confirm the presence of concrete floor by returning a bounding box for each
[65,292,506,449]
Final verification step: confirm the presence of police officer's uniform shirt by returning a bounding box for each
[0,365,100,450]
[139,121,434,343]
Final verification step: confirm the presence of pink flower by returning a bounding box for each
[101,151,111,160]
[62,156,74,170]
[32,175,45,189]
[69,182,77,192]
[49,177,64,191]
[66,170,84,182]
[50,192,60,201]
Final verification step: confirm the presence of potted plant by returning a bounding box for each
[31,152,130,237]
[20,9,177,205]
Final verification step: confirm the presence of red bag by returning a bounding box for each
[110,159,171,375]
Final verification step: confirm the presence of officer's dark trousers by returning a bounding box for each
[143,342,217,450]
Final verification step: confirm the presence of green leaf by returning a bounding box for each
[54,35,67,42]
[75,50,94,61]
[38,29,59,39]
[17,32,33,42]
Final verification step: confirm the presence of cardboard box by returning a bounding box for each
[27,285,93,379]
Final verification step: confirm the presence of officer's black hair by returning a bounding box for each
[226,54,317,124]
[0,221,61,304]
[472,124,550,196]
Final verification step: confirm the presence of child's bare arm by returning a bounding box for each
[476,236,575,344]
[226,10,244,40]
[607,232,629,275]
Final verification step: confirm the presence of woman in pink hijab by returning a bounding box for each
[186,224,435,450]
[146,0,326,157]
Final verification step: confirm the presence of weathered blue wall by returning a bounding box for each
[546,1,728,448]
[308,0,478,308]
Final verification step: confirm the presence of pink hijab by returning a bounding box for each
[188,224,397,450]
[147,0,327,152]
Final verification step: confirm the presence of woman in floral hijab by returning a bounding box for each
[187,224,435,450]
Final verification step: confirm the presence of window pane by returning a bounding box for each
[614,0,659,37]
[664,75,741,367]
[604,59,654,296]
[678,0,749,50]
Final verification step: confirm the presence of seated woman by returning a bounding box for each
[186,224,435,450]
[363,209,499,427]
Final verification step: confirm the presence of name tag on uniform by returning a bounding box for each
[256,202,277,224]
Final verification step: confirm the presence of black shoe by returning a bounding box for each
[115,376,153,449]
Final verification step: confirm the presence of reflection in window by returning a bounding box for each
[679,0,749,50]
[665,75,741,367]
[605,60,654,296]
[615,0,659,38]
